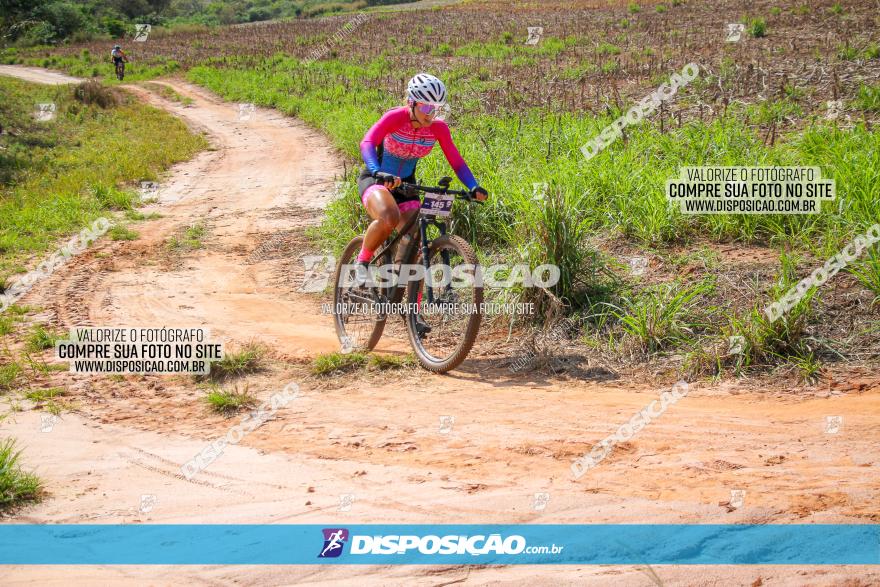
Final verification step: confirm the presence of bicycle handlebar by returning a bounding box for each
[396,181,482,203]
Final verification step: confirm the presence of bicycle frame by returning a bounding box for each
[365,181,470,305]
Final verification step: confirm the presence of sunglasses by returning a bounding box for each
[413,102,448,119]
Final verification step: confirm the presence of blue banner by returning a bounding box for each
[0,525,877,565]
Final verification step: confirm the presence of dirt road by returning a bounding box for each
[1,66,878,586]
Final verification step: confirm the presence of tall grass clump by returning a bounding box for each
[208,343,265,381]
[748,18,767,38]
[609,280,712,353]
[312,351,369,376]
[853,83,880,112]
[725,254,819,369]
[0,438,43,511]
[848,249,880,304]
[24,325,62,352]
[204,384,256,415]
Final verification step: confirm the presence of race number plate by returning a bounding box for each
[420,192,454,217]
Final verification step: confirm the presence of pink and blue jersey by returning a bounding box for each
[359,107,477,190]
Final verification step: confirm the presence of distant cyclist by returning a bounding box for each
[110,45,128,80]
[356,73,488,272]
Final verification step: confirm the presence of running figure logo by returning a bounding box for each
[318,528,349,558]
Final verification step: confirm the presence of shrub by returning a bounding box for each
[73,80,120,108]
[18,22,56,47]
[36,1,87,40]
[103,18,127,39]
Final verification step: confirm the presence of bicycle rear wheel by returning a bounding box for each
[405,235,482,372]
[332,236,389,352]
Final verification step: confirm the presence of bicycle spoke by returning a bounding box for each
[332,239,390,352]
[407,235,482,371]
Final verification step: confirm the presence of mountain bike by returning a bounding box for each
[115,60,126,81]
[332,177,483,373]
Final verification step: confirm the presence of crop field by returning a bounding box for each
[9,0,880,115]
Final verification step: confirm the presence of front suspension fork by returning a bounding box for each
[418,218,450,306]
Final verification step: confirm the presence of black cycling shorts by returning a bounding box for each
[357,167,418,208]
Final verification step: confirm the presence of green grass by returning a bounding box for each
[108,225,139,241]
[0,308,27,336]
[725,255,818,370]
[0,438,43,511]
[0,316,14,336]
[167,223,206,251]
[204,384,257,415]
[596,42,622,56]
[0,76,207,288]
[125,210,162,222]
[6,51,184,84]
[142,82,195,106]
[91,185,136,211]
[0,362,22,392]
[848,249,880,304]
[853,83,880,112]
[838,44,860,61]
[24,387,66,402]
[24,325,62,352]
[748,18,767,38]
[791,351,822,384]
[609,281,712,353]
[368,353,417,370]
[208,343,265,380]
[311,351,369,375]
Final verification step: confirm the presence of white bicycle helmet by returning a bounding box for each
[407,73,447,105]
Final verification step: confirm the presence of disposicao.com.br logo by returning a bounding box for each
[317,528,563,558]
[318,528,349,558]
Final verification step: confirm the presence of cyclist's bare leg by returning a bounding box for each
[360,186,399,262]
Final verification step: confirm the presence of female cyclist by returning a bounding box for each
[356,73,488,274]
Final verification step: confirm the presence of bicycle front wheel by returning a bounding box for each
[405,235,482,373]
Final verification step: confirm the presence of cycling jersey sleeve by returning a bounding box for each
[430,120,478,191]
[359,107,409,174]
